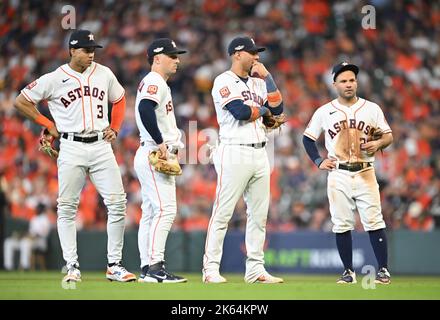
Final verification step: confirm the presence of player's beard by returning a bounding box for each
[343,90,356,100]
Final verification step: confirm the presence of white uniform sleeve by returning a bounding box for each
[107,68,125,103]
[304,108,324,141]
[138,77,165,106]
[21,73,53,104]
[212,75,243,109]
[375,104,392,133]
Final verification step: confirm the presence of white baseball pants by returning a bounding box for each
[134,144,177,268]
[328,166,386,233]
[203,144,270,283]
[56,139,127,266]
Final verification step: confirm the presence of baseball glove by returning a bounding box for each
[39,128,58,159]
[262,113,287,130]
[148,150,182,176]
[368,128,384,141]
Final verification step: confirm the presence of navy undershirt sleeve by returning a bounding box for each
[224,99,252,120]
[302,135,323,167]
[138,98,163,145]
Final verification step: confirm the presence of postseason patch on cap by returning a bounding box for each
[219,86,231,98]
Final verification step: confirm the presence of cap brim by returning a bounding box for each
[83,43,103,48]
[333,65,359,80]
[166,49,187,55]
[71,43,103,48]
[246,46,266,53]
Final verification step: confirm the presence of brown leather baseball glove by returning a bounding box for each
[148,150,182,176]
[262,112,287,130]
[368,128,384,141]
[39,128,58,159]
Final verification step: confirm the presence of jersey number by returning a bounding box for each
[97,105,103,119]
[166,101,173,114]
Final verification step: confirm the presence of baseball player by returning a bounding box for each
[202,36,284,284]
[303,62,393,284]
[134,38,187,283]
[14,30,136,282]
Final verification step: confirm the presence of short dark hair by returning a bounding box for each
[148,55,154,65]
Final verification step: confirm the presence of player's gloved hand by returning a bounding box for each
[262,112,287,131]
[361,128,384,155]
[39,128,59,159]
[148,149,182,176]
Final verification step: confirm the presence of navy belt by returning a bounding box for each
[239,142,266,149]
[62,133,99,143]
[338,162,372,172]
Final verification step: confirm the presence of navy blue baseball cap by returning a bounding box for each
[69,29,102,49]
[227,36,266,56]
[147,38,187,58]
[332,62,359,81]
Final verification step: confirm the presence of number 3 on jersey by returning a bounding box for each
[97,104,103,119]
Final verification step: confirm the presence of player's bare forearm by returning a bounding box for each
[251,63,283,108]
[14,94,41,121]
[15,94,58,137]
[378,132,393,149]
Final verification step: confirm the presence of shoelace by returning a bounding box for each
[114,263,128,273]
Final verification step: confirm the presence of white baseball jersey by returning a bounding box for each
[212,71,268,144]
[21,62,124,133]
[304,98,392,163]
[134,71,182,147]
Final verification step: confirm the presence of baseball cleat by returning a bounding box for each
[251,272,284,284]
[137,265,150,283]
[106,263,136,282]
[63,262,81,282]
[336,269,357,284]
[141,261,187,283]
[203,273,227,284]
[375,267,391,285]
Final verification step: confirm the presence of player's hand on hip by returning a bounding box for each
[47,126,60,139]
[250,62,269,78]
[319,157,337,171]
[158,142,168,160]
[103,126,117,142]
[361,140,380,154]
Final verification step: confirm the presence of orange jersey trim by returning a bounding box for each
[110,96,126,132]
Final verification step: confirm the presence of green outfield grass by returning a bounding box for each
[1,271,439,300]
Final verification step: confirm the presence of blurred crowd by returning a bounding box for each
[0,0,439,234]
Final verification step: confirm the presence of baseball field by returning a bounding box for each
[1,271,439,300]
